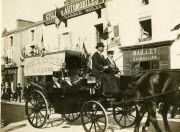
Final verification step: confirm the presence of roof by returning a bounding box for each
[2,20,43,37]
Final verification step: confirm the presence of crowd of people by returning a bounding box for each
[1,83,33,103]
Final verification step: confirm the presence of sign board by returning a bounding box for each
[25,53,65,76]
[59,0,105,19]
[43,0,105,26]
[43,10,56,26]
[131,48,159,62]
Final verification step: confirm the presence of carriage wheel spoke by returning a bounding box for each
[118,115,123,123]
[28,111,35,116]
[97,119,105,124]
[94,122,97,132]
[126,115,132,123]
[89,122,93,132]
[124,115,126,126]
[72,113,74,120]
[129,114,136,118]
[96,121,102,130]
[31,113,36,123]
[36,113,38,126]
[39,111,45,119]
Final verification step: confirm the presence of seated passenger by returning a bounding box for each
[102,50,120,97]
[91,42,108,81]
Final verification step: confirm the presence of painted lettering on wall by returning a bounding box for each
[25,53,65,76]
[132,48,159,62]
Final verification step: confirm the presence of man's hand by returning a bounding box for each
[103,66,109,69]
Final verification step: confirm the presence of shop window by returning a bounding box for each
[95,24,103,43]
[139,19,152,42]
[142,0,149,5]
[96,9,101,19]
[10,36,13,46]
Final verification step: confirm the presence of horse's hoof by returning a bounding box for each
[142,126,148,132]
[165,127,171,132]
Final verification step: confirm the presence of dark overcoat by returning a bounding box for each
[102,58,119,96]
[92,52,106,79]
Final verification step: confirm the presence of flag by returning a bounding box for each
[114,25,119,37]
[82,41,88,54]
[56,7,67,24]
[108,25,121,49]
[20,46,26,62]
[102,20,111,40]
[40,34,45,57]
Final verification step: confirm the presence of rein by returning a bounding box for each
[113,87,180,105]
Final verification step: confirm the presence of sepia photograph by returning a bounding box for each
[1,0,180,132]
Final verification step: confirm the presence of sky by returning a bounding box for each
[2,0,65,31]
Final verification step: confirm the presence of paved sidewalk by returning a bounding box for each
[1,99,25,106]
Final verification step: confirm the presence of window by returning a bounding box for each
[8,49,14,64]
[31,30,35,41]
[96,9,102,19]
[142,0,149,5]
[95,24,103,43]
[139,19,152,42]
[10,36,13,46]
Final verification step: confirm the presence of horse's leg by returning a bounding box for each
[134,104,147,132]
[142,112,150,132]
[148,102,162,132]
[161,103,171,132]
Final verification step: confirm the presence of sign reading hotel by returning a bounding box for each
[43,0,105,26]
[60,0,105,19]
[25,53,65,76]
[131,48,159,62]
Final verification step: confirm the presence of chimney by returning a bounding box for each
[16,19,35,28]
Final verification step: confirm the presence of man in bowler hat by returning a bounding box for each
[92,42,108,80]
[16,83,22,102]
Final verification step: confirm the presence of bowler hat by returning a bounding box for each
[107,50,114,55]
[96,42,105,49]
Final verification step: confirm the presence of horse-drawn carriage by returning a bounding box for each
[25,50,180,132]
[25,50,138,132]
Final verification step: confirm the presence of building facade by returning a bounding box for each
[1,20,43,90]
[43,0,180,75]
[2,0,180,89]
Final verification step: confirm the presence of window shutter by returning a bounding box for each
[159,46,170,69]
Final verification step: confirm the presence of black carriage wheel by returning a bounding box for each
[113,104,138,128]
[25,90,48,128]
[81,101,108,132]
[63,112,80,122]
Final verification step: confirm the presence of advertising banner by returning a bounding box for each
[43,0,105,26]
[25,53,65,76]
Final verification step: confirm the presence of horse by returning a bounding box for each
[131,70,180,132]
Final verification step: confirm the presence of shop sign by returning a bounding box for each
[43,0,105,26]
[131,48,159,62]
[43,10,57,26]
[60,0,105,19]
[25,53,65,76]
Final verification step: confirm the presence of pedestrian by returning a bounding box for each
[91,42,108,80]
[1,84,6,100]
[6,85,12,101]
[16,83,22,103]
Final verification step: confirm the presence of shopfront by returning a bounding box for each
[2,65,18,91]
[120,40,174,75]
